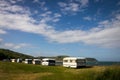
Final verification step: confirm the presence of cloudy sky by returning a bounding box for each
[0,0,120,61]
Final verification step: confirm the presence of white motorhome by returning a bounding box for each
[41,58,55,66]
[32,59,41,65]
[63,57,86,68]
[24,59,32,64]
[16,58,22,63]
[11,59,16,62]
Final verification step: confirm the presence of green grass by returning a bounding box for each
[0,61,120,80]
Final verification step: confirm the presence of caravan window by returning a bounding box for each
[70,60,76,63]
[49,60,55,63]
[63,60,68,62]
[70,60,72,62]
[42,60,55,63]
[42,60,48,62]
[76,59,86,63]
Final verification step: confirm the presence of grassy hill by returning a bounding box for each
[0,48,68,61]
[0,61,120,80]
[36,55,69,61]
[0,48,33,60]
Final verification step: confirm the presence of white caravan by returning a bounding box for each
[63,57,86,68]
[11,59,16,62]
[16,58,22,63]
[32,59,41,65]
[24,59,32,64]
[42,58,55,66]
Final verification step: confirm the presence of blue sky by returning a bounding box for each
[0,0,120,61]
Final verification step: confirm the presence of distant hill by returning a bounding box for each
[86,57,98,62]
[0,48,98,62]
[0,48,34,60]
[36,55,69,61]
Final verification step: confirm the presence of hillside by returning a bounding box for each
[86,58,98,62]
[36,55,69,61]
[0,48,33,60]
[0,48,98,62]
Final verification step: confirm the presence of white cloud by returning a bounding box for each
[83,26,120,48]
[79,0,89,7]
[0,0,120,48]
[0,38,3,42]
[58,0,88,14]
[33,0,39,3]
[9,0,23,4]
[54,13,62,18]
[83,16,92,21]
[68,3,79,12]
[52,18,60,22]
[40,11,52,17]
[117,1,120,5]
[58,2,67,7]
[40,11,61,23]
[44,14,120,48]
[3,43,30,49]
[99,20,109,25]
[0,29,6,34]
[94,0,100,2]
[34,10,38,14]
[35,1,47,11]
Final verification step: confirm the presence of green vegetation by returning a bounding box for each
[0,48,97,62]
[0,61,120,80]
[0,48,33,60]
[0,48,68,61]
[36,55,69,61]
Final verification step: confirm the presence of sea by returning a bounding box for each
[55,61,120,66]
[96,61,120,66]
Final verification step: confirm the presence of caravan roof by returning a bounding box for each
[33,59,41,61]
[25,59,32,61]
[42,58,55,61]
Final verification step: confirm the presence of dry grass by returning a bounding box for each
[0,62,120,80]
[12,73,52,80]
[0,72,52,80]
[64,66,106,74]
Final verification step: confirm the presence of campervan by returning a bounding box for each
[41,58,55,66]
[24,59,32,64]
[63,57,86,68]
[11,59,16,62]
[16,58,22,63]
[32,59,41,65]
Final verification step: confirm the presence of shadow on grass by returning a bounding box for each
[77,66,93,69]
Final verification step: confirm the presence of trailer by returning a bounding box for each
[41,58,55,66]
[63,57,86,68]
[11,59,16,62]
[16,58,22,63]
[24,59,32,64]
[32,59,41,65]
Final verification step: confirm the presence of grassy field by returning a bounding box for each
[0,61,120,80]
